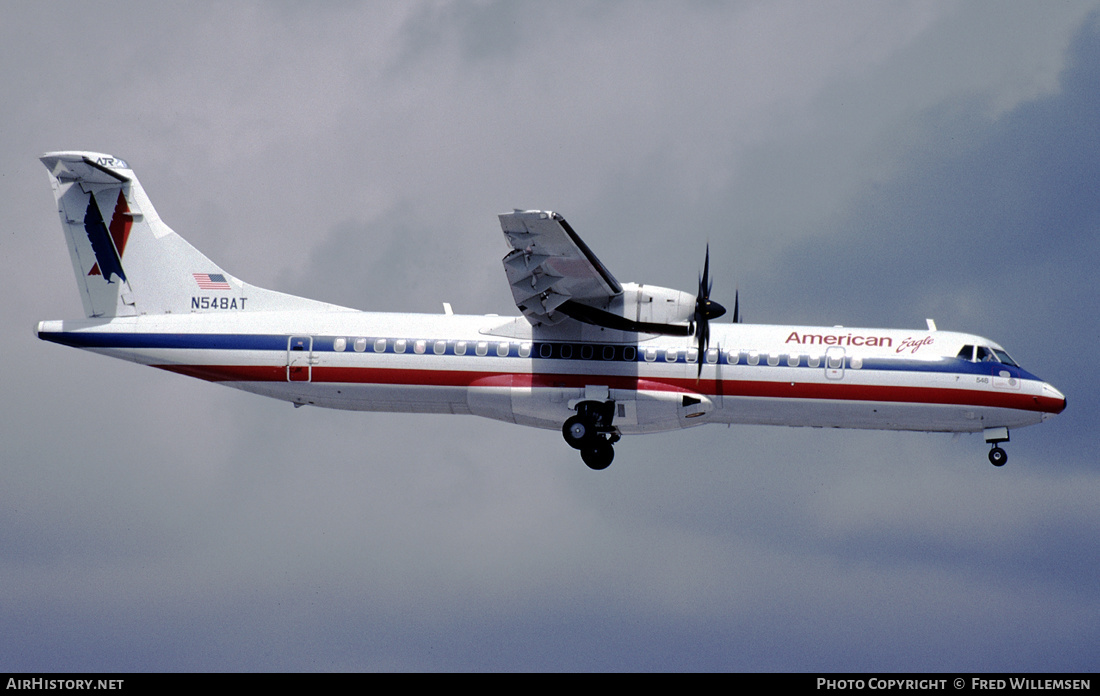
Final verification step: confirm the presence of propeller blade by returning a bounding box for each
[697,321,708,378]
[701,244,711,296]
[694,245,726,377]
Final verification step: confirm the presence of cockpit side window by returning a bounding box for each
[976,346,997,362]
[957,345,975,361]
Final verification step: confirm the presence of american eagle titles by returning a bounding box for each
[784,331,893,348]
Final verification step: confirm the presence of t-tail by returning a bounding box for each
[40,151,345,318]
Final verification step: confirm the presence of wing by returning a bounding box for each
[499,210,623,326]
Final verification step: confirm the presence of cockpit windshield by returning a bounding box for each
[992,349,1018,367]
[956,344,1019,367]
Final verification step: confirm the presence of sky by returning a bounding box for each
[2,1,1098,672]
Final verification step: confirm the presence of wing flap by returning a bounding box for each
[498,210,621,326]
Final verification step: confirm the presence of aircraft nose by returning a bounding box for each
[1042,383,1067,415]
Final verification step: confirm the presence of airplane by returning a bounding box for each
[35,151,1066,470]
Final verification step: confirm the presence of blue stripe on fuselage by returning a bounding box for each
[35,331,1043,383]
[38,332,283,351]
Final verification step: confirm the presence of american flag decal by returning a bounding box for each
[193,272,231,290]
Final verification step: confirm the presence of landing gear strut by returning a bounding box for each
[562,400,619,470]
[984,427,1009,467]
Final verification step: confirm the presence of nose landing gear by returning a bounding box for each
[562,400,620,470]
[984,427,1009,467]
[988,446,1007,467]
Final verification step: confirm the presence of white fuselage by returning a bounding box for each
[36,309,1067,437]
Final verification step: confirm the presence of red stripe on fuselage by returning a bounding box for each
[152,364,1065,414]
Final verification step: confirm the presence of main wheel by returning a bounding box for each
[988,446,1007,467]
[563,415,595,450]
[581,439,615,470]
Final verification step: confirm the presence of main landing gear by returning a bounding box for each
[984,427,1009,467]
[562,400,620,470]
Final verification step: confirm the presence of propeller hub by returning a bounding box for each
[699,299,726,321]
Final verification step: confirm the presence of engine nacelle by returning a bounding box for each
[609,282,695,330]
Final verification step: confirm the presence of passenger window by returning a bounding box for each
[850,356,863,369]
[664,348,678,362]
[686,348,698,363]
[354,337,367,352]
[603,346,615,360]
[767,353,780,366]
[539,343,552,358]
[623,347,636,361]
[644,347,657,362]
[333,337,347,352]
[434,340,446,355]
[475,341,488,356]
[455,341,467,356]
[394,339,407,353]
[560,344,573,359]
[726,350,740,365]
[581,345,594,360]
[519,343,532,358]
[373,338,386,353]
[747,351,760,366]
[787,354,800,367]
[496,342,510,357]
[414,339,427,354]
[706,348,719,364]
[807,355,821,368]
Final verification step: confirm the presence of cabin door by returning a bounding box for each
[825,347,845,380]
[287,335,314,382]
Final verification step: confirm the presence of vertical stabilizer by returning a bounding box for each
[40,152,347,317]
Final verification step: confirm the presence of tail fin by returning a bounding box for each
[40,151,345,317]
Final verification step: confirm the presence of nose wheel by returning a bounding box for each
[988,446,1007,467]
[984,427,1009,467]
[563,400,619,470]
